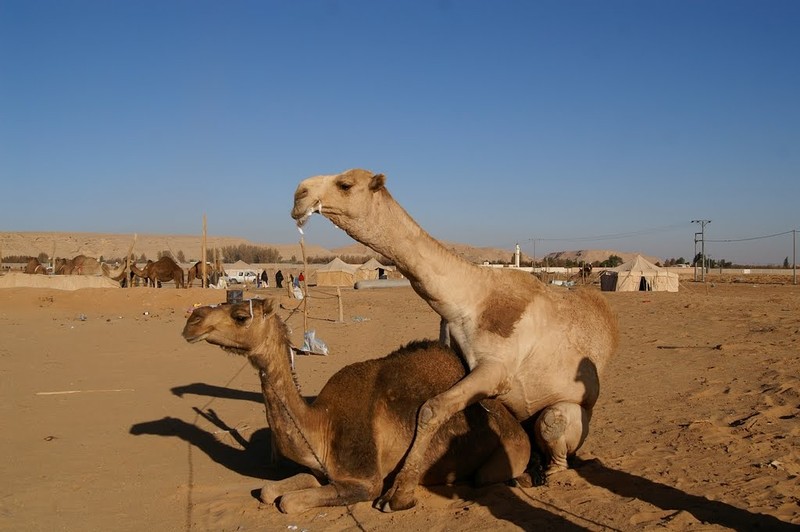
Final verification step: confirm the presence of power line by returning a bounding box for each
[706,230,794,243]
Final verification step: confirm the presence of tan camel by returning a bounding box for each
[24,258,48,275]
[131,256,185,288]
[54,255,104,275]
[182,298,530,514]
[292,168,619,511]
[101,260,128,282]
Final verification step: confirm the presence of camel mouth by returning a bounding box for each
[294,200,323,230]
[184,332,210,344]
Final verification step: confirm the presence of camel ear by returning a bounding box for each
[261,298,276,317]
[369,173,386,191]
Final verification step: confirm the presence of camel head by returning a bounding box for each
[182,298,282,356]
[292,169,387,237]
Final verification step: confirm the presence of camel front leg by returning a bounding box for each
[278,479,379,514]
[376,362,509,513]
[534,401,591,475]
[259,473,323,507]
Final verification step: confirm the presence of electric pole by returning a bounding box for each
[692,220,711,282]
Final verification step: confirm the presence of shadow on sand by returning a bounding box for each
[573,457,797,531]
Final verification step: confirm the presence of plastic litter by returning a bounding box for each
[302,330,328,356]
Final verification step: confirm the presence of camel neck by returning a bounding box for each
[246,322,321,467]
[341,193,484,319]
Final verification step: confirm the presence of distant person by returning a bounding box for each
[298,272,305,285]
[290,274,296,288]
[260,270,269,288]
[275,270,284,288]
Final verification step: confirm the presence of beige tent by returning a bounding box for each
[357,258,394,281]
[600,255,679,292]
[315,257,359,287]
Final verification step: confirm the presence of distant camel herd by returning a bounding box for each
[22,255,223,288]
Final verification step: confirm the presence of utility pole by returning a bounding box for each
[692,220,711,282]
[793,229,797,285]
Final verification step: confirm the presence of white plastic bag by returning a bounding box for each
[302,330,329,356]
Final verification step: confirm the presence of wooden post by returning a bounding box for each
[300,237,308,333]
[201,214,208,288]
[337,286,344,323]
[125,234,137,289]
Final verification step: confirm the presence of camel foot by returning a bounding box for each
[374,483,417,513]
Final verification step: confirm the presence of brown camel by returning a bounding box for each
[131,256,185,288]
[292,168,619,511]
[186,261,226,287]
[24,258,48,275]
[182,298,530,514]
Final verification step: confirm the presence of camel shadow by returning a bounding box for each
[573,457,796,531]
[170,382,263,404]
[129,407,304,482]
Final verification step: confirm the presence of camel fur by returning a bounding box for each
[131,256,185,288]
[182,298,530,514]
[24,258,48,275]
[292,168,619,511]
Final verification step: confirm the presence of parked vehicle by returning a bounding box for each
[226,270,258,284]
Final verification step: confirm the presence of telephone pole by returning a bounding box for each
[692,220,711,282]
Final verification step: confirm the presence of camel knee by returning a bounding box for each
[534,402,590,471]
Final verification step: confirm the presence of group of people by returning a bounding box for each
[253,269,304,289]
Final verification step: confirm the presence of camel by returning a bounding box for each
[131,256,185,288]
[24,258,48,275]
[101,260,129,283]
[54,254,103,275]
[292,168,619,511]
[182,298,530,514]
[186,261,226,288]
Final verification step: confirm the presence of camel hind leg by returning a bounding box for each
[534,401,590,475]
[376,361,509,512]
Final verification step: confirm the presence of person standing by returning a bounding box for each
[275,270,284,288]
[260,270,269,288]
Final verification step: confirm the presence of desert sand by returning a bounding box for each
[0,277,798,531]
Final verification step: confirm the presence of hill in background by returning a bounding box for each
[1,231,649,266]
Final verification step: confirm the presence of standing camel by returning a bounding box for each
[182,298,530,513]
[131,256,185,288]
[292,168,619,511]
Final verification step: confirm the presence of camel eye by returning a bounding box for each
[232,313,249,325]
[337,180,353,192]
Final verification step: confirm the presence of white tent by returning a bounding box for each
[600,255,679,292]
[315,257,359,287]
[357,258,394,281]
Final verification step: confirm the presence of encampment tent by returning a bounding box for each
[600,255,679,292]
[315,257,359,287]
[357,258,394,281]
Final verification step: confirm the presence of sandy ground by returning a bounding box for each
[0,277,798,531]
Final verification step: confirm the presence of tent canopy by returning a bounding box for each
[357,258,394,281]
[315,257,359,287]
[600,255,679,292]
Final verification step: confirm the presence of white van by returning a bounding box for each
[227,270,258,284]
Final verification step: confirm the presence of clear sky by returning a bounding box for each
[1,1,798,265]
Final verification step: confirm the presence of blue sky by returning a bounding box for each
[1,1,798,264]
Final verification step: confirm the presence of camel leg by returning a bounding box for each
[278,479,379,514]
[376,362,509,513]
[473,404,531,487]
[534,401,590,475]
[259,473,322,506]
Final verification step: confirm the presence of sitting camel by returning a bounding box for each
[292,169,619,511]
[182,298,530,513]
[131,256,185,288]
[24,258,48,275]
[54,254,103,275]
